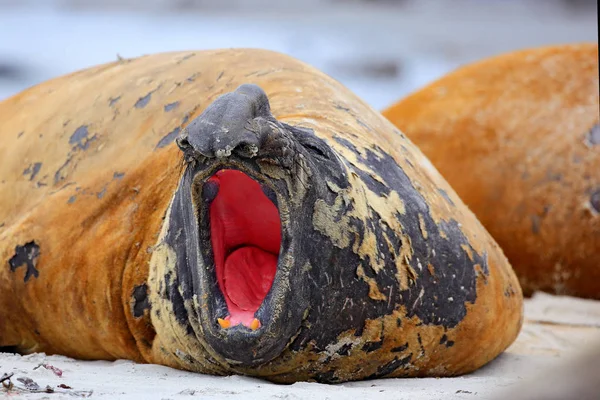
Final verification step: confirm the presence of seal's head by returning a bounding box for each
[149,82,515,382]
[165,84,348,367]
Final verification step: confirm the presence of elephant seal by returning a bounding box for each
[0,49,522,383]
[383,43,599,299]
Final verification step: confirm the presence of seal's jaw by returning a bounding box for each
[188,163,304,367]
[206,169,280,330]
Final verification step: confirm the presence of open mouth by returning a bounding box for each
[204,169,281,331]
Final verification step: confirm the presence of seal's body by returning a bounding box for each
[383,44,600,299]
[0,49,522,383]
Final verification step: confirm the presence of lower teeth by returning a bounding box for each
[217,317,261,331]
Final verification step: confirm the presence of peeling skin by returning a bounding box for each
[356,264,387,301]
[418,214,428,240]
[23,163,42,181]
[0,49,522,383]
[461,244,474,262]
[313,198,353,249]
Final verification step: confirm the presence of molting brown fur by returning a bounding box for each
[383,44,600,299]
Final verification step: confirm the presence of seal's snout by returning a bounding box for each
[177,84,276,160]
[172,85,311,367]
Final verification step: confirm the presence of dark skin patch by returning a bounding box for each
[135,92,153,109]
[55,125,97,184]
[590,189,600,213]
[314,370,338,384]
[542,205,551,216]
[8,241,40,282]
[176,53,196,64]
[67,195,76,204]
[17,131,24,138]
[23,162,42,181]
[288,328,312,352]
[437,188,455,207]
[439,334,448,345]
[350,161,390,196]
[69,126,89,148]
[97,187,107,199]
[132,284,151,318]
[164,101,180,112]
[334,104,351,112]
[333,135,359,154]
[157,113,193,150]
[113,172,125,180]
[391,342,409,353]
[545,170,562,182]
[162,269,193,335]
[586,123,600,146]
[365,354,412,379]
[334,136,391,196]
[504,284,517,298]
[530,215,541,235]
[336,343,353,356]
[156,127,181,149]
[109,96,121,107]
[417,333,425,355]
[362,340,383,353]
[68,126,96,152]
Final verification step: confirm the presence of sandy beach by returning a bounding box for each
[2,292,599,399]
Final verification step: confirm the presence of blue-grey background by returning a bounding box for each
[0,0,597,109]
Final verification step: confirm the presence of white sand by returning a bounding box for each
[2,292,599,400]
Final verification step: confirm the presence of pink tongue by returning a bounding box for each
[224,247,277,325]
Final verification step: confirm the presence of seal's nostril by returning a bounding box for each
[177,137,191,151]
[176,84,273,161]
[234,142,259,159]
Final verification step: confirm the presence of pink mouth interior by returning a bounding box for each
[208,170,281,327]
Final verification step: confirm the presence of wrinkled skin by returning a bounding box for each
[0,50,522,383]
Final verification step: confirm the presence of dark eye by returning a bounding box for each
[286,123,332,160]
[302,142,329,159]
